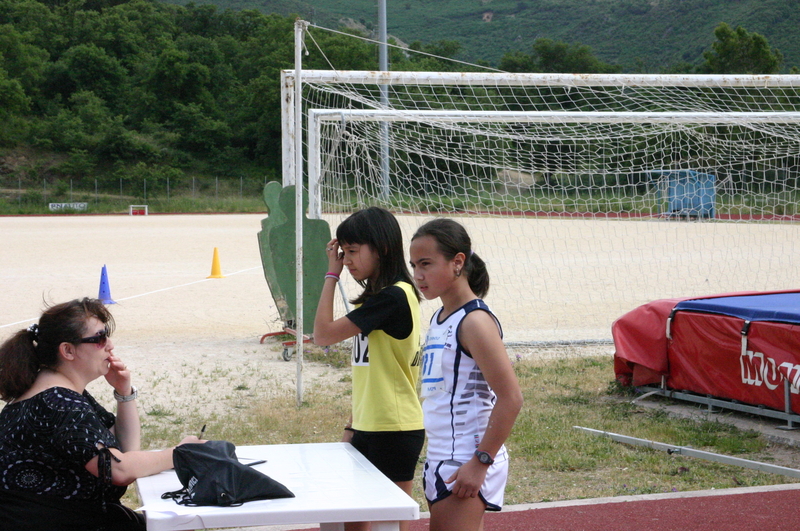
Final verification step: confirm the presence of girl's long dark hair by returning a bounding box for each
[336,206,419,305]
[0,298,114,401]
[412,218,490,299]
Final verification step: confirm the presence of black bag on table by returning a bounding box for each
[161,440,294,507]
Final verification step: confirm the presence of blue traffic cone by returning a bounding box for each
[98,265,116,305]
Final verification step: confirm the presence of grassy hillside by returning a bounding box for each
[162,0,800,72]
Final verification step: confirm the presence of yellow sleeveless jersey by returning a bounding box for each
[350,281,423,431]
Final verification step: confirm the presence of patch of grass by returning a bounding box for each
[125,354,800,511]
[302,342,351,369]
[504,355,796,505]
[145,406,173,418]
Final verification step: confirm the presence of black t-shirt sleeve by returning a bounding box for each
[50,391,119,466]
[346,285,413,340]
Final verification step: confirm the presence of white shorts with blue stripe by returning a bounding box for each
[422,457,509,511]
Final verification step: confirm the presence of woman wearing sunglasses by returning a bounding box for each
[0,298,201,531]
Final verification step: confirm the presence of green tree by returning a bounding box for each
[304,26,377,71]
[700,22,783,74]
[497,50,535,73]
[499,38,620,73]
[168,102,231,154]
[90,0,177,64]
[35,90,118,151]
[56,147,96,177]
[0,65,28,111]
[147,47,212,111]
[44,42,127,104]
[532,38,621,73]
[0,24,49,94]
[0,0,57,48]
[0,65,30,145]
[394,39,466,71]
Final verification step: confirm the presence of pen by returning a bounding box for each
[199,424,206,439]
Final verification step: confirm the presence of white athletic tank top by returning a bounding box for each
[421,299,508,463]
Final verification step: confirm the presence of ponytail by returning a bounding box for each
[0,329,40,401]
[465,251,490,299]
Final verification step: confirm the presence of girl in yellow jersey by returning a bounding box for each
[314,207,423,531]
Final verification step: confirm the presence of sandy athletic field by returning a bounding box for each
[2,212,796,420]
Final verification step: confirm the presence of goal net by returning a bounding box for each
[284,71,800,344]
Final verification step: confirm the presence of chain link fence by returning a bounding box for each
[0,175,272,213]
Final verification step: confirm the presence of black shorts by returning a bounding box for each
[350,429,425,482]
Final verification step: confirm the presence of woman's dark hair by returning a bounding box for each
[412,218,490,299]
[0,298,114,401]
[336,206,419,305]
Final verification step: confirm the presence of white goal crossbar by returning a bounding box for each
[310,109,800,124]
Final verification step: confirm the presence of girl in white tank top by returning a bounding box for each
[410,219,523,531]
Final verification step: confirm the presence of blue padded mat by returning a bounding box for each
[674,292,800,325]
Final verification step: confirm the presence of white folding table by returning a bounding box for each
[136,442,419,531]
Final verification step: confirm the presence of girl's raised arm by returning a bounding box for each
[313,239,361,346]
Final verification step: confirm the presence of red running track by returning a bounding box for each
[281,484,800,531]
[470,485,800,531]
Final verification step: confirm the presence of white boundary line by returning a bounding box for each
[0,267,261,329]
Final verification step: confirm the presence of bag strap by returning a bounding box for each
[161,488,192,506]
[160,487,245,507]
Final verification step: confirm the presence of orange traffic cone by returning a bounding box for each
[207,247,225,278]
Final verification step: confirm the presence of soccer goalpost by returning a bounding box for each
[281,25,800,347]
[283,69,800,345]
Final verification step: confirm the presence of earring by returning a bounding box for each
[455,268,461,277]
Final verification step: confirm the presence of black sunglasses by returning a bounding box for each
[79,328,110,348]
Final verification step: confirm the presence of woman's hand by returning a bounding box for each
[325,238,344,276]
[104,353,133,395]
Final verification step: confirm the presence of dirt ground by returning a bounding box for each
[0,213,795,430]
[0,214,617,419]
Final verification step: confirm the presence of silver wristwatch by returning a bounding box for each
[114,386,138,403]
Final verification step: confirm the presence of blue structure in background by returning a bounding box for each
[649,170,716,219]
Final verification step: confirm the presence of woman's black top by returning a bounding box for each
[0,387,143,531]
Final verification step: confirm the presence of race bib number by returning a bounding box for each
[421,326,452,397]
[352,333,369,366]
